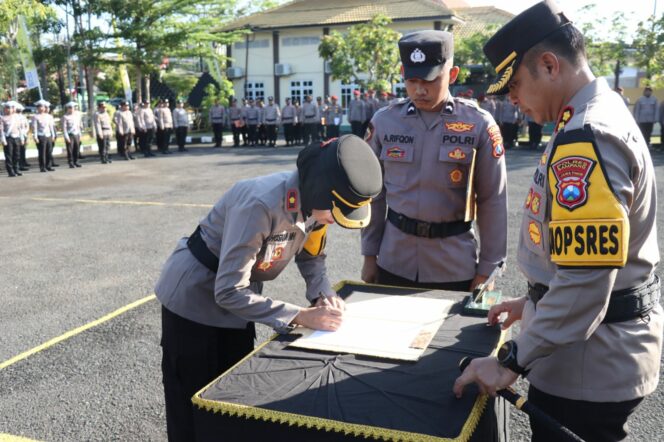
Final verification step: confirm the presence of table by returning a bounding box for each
[192,282,509,442]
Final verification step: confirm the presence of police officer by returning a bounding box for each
[16,103,31,170]
[1,101,22,177]
[244,99,259,146]
[32,100,57,172]
[281,98,296,146]
[316,96,326,141]
[240,98,249,146]
[228,98,243,147]
[361,30,507,292]
[301,95,319,145]
[454,3,663,441]
[497,96,519,148]
[263,96,281,147]
[137,101,157,157]
[62,102,83,168]
[113,100,136,160]
[155,99,174,154]
[155,134,382,442]
[94,101,113,164]
[173,100,189,152]
[209,99,226,148]
[633,86,658,148]
[324,95,343,140]
[347,90,365,137]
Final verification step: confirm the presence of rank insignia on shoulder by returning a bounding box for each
[448,147,467,160]
[555,106,574,133]
[540,152,548,165]
[444,101,454,114]
[445,121,475,133]
[286,189,298,212]
[407,104,417,115]
[551,155,595,210]
[387,146,406,159]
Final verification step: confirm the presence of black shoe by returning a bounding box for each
[75,163,82,168]
[8,173,16,177]
[101,160,107,164]
[15,170,22,176]
[129,155,135,160]
[46,167,54,171]
[40,168,46,172]
[52,163,60,167]
[24,163,32,167]
[107,158,112,163]
[19,167,29,171]
[69,164,75,168]
[78,154,86,159]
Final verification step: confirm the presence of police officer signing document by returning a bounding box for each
[155,135,382,442]
[361,30,507,291]
[454,2,662,441]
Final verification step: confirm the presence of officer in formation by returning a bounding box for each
[281,97,296,146]
[256,99,266,146]
[324,95,342,140]
[136,101,157,157]
[1,101,23,177]
[376,91,390,110]
[347,90,365,137]
[244,99,260,146]
[497,95,519,148]
[362,90,378,135]
[173,100,189,152]
[632,86,658,148]
[209,99,226,148]
[62,102,83,168]
[155,99,173,154]
[316,96,326,141]
[94,101,113,164]
[32,100,58,172]
[228,98,244,147]
[155,134,382,441]
[113,100,136,160]
[454,2,662,441]
[361,30,507,293]
[301,95,319,146]
[295,99,304,145]
[263,96,281,147]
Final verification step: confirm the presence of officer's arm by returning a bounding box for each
[214,202,302,333]
[474,115,508,277]
[62,119,70,143]
[295,224,335,303]
[360,118,387,257]
[514,132,632,370]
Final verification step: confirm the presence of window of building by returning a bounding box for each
[282,36,321,46]
[244,82,265,101]
[289,80,313,105]
[341,81,360,110]
[234,40,270,50]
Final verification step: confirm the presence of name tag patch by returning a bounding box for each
[549,219,625,266]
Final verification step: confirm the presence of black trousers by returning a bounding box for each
[231,123,241,146]
[326,125,340,140]
[175,126,188,150]
[377,266,473,292]
[19,142,28,166]
[157,128,172,152]
[37,136,53,170]
[139,129,155,156]
[258,124,267,145]
[638,122,654,146]
[65,134,81,165]
[351,121,364,138]
[528,385,643,442]
[161,306,255,442]
[97,135,110,162]
[283,123,294,145]
[241,124,248,145]
[3,137,19,175]
[212,123,223,147]
[247,124,258,145]
[500,122,518,148]
[528,122,543,148]
[116,132,133,159]
[303,123,318,146]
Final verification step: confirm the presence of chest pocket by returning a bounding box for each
[380,144,414,186]
[438,145,475,188]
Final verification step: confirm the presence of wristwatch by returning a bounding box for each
[497,340,529,376]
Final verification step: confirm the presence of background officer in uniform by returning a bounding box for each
[244,99,259,146]
[228,98,243,147]
[32,100,57,172]
[281,98,296,146]
[155,99,174,154]
[301,95,319,146]
[137,101,157,157]
[155,134,382,442]
[454,3,663,441]
[94,101,113,164]
[361,30,507,292]
[62,102,83,168]
[1,101,22,177]
[173,100,189,152]
[209,99,226,148]
[348,90,365,137]
[263,96,281,147]
[324,95,342,140]
[16,103,31,170]
[113,100,136,160]
[632,86,658,148]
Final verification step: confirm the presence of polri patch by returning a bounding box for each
[445,121,475,133]
[528,221,542,245]
[448,147,467,160]
[487,124,504,158]
[551,156,595,210]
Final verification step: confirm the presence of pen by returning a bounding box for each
[321,296,332,307]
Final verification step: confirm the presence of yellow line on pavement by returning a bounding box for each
[0,294,157,371]
[30,197,213,208]
[0,434,42,442]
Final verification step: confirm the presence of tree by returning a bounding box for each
[319,15,401,92]
[632,13,664,86]
[454,27,497,84]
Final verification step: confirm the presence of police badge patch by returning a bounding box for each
[487,124,504,158]
[410,48,426,63]
[551,155,595,210]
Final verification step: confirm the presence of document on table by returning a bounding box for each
[289,292,454,361]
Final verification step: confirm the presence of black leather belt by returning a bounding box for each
[387,208,472,239]
[527,274,660,323]
[186,226,219,272]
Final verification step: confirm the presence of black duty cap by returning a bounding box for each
[297,135,382,229]
[399,30,453,81]
[483,0,571,95]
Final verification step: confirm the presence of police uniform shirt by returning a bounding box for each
[62,112,82,142]
[263,104,281,125]
[633,95,658,123]
[348,98,365,123]
[0,113,21,142]
[155,106,173,130]
[498,100,518,123]
[113,109,135,135]
[361,97,508,282]
[32,113,56,138]
[325,104,343,126]
[138,107,156,131]
[155,171,334,332]
[296,105,304,124]
[281,104,295,123]
[93,111,112,137]
[302,102,319,123]
[376,98,389,110]
[173,108,188,128]
[209,104,226,124]
[18,113,29,142]
[245,106,259,125]
[515,78,662,402]
[229,105,243,122]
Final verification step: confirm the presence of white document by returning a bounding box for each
[289,292,454,361]
[333,117,340,125]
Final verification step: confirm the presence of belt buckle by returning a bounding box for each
[416,221,430,237]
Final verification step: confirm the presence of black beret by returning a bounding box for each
[399,30,453,81]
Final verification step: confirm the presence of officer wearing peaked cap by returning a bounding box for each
[155,134,383,442]
[1,101,22,176]
[32,99,57,172]
[361,30,507,294]
[453,2,663,440]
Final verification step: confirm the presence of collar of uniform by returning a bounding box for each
[284,171,306,229]
[399,95,455,119]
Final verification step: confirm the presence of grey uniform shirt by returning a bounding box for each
[281,105,296,123]
[348,99,365,123]
[155,171,334,332]
[62,112,82,142]
[263,104,281,125]
[93,111,112,137]
[497,100,518,124]
[245,106,259,125]
[633,95,658,123]
[137,107,156,131]
[302,102,319,123]
[173,108,188,128]
[229,106,243,122]
[361,97,507,282]
[209,105,226,125]
[325,104,343,126]
[515,78,662,402]
[0,114,21,144]
[113,109,135,135]
[155,107,173,130]
[32,113,56,139]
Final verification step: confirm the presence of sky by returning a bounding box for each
[465,0,659,35]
